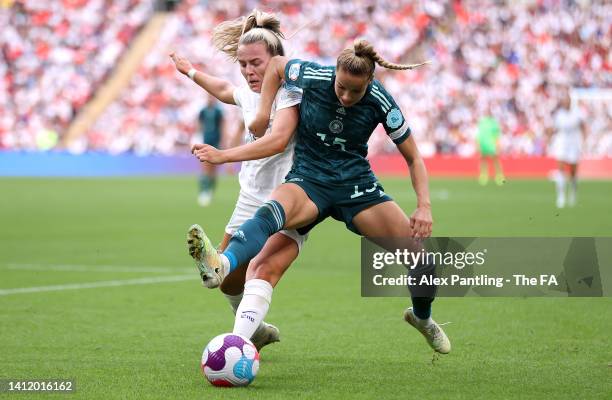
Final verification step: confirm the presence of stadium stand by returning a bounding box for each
[0,0,154,149]
[1,0,610,157]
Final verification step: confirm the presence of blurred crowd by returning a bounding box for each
[2,0,611,157]
[0,0,154,149]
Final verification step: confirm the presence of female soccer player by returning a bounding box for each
[171,10,306,350]
[549,91,585,208]
[193,39,451,354]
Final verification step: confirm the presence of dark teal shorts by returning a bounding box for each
[284,172,393,235]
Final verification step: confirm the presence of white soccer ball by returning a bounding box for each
[201,333,260,387]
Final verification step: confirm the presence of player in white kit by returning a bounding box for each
[550,92,586,208]
[170,10,305,350]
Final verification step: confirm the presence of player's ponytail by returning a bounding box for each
[337,39,430,77]
[213,9,285,61]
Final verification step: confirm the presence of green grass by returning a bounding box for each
[0,177,611,399]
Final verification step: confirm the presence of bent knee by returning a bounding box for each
[247,258,282,282]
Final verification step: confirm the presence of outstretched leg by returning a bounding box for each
[216,232,271,345]
[352,201,451,354]
[187,183,317,287]
[222,183,317,273]
[232,232,300,350]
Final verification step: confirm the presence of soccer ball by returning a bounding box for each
[201,333,260,387]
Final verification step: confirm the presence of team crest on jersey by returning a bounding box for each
[288,63,301,81]
[329,119,344,134]
[336,107,346,115]
[386,108,403,129]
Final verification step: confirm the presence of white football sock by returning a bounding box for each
[224,291,267,335]
[223,292,243,315]
[233,279,273,340]
[219,254,230,277]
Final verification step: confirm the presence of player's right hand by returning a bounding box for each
[192,144,227,164]
[169,52,193,75]
[191,143,205,154]
[409,206,433,239]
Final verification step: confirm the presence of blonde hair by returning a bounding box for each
[337,39,430,77]
[212,9,285,61]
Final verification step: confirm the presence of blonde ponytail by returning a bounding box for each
[212,9,285,61]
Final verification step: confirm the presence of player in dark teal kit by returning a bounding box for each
[197,95,224,206]
[192,39,450,354]
[278,57,409,234]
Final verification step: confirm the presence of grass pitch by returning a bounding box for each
[1,176,611,399]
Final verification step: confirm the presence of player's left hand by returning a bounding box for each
[192,144,226,164]
[410,206,433,238]
[169,52,193,75]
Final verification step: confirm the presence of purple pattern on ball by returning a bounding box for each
[223,334,247,349]
[206,349,226,371]
[205,335,247,371]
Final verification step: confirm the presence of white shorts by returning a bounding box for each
[551,135,582,164]
[225,190,307,252]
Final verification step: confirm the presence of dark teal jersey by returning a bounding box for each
[198,104,223,142]
[284,59,411,186]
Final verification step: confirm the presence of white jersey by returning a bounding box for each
[553,108,583,140]
[552,107,583,163]
[233,82,302,202]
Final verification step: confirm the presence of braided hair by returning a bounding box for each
[337,39,429,77]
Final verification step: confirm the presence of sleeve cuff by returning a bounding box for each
[392,130,410,145]
[388,119,411,143]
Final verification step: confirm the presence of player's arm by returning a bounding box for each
[170,52,236,105]
[397,136,433,238]
[248,56,289,136]
[193,106,298,164]
[374,83,431,237]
